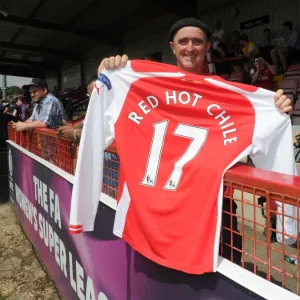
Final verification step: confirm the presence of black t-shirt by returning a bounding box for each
[0,113,16,141]
[7,104,16,114]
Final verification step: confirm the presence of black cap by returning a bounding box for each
[22,78,47,90]
[169,17,212,42]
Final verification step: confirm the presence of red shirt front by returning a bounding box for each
[252,66,274,90]
[70,60,296,274]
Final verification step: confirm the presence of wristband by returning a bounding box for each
[73,129,78,142]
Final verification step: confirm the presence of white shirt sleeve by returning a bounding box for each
[218,29,225,40]
[208,63,216,74]
[250,88,297,245]
[69,73,115,234]
[203,80,298,246]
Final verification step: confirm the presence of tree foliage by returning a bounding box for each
[0,86,23,100]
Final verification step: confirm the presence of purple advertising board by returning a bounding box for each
[7,140,291,300]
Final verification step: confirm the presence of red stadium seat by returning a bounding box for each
[285,64,300,79]
[280,79,298,102]
[282,76,300,95]
[287,64,300,71]
[284,70,300,79]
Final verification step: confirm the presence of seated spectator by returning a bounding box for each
[239,34,259,72]
[207,45,221,62]
[203,61,216,75]
[202,49,216,75]
[13,95,29,122]
[217,42,228,59]
[52,86,60,97]
[12,78,67,131]
[141,53,155,61]
[0,103,16,144]
[6,99,17,116]
[257,28,273,48]
[230,31,243,57]
[271,21,300,72]
[22,90,32,114]
[212,21,226,50]
[240,34,259,61]
[257,28,274,62]
[250,57,276,90]
[141,52,162,62]
[57,75,97,141]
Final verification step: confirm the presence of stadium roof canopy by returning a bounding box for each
[0,0,237,77]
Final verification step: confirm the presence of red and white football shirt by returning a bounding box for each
[70,60,297,274]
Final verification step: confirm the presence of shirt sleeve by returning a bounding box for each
[208,63,216,74]
[248,42,256,53]
[69,73,115,234]
[286,30,298,48]
[256,40,262,48]
[39,101,56,125]
[250,89,297,245]
[219,29,225,40]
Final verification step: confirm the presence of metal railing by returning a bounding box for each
[7,122,300,295]
[8,123,75,174]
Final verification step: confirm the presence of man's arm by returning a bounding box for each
[251,69,260,85]
[74,128,82,140]
[12,120,47,131]
[25,120,47,129]
[57,120,83,141]
[74,122,84,129]
[266,63,277,75]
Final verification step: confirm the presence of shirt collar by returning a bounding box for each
[36,94,47,106]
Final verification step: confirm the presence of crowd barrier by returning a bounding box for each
[7,123,300,296]
[8,123,75,174]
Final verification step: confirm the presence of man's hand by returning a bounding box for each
[57,120,74,140]
[274,89,293,113]
[98,55,129,75]
[12,122,28,132]
[254,61,260,69]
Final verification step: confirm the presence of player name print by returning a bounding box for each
[128,90,237,146]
